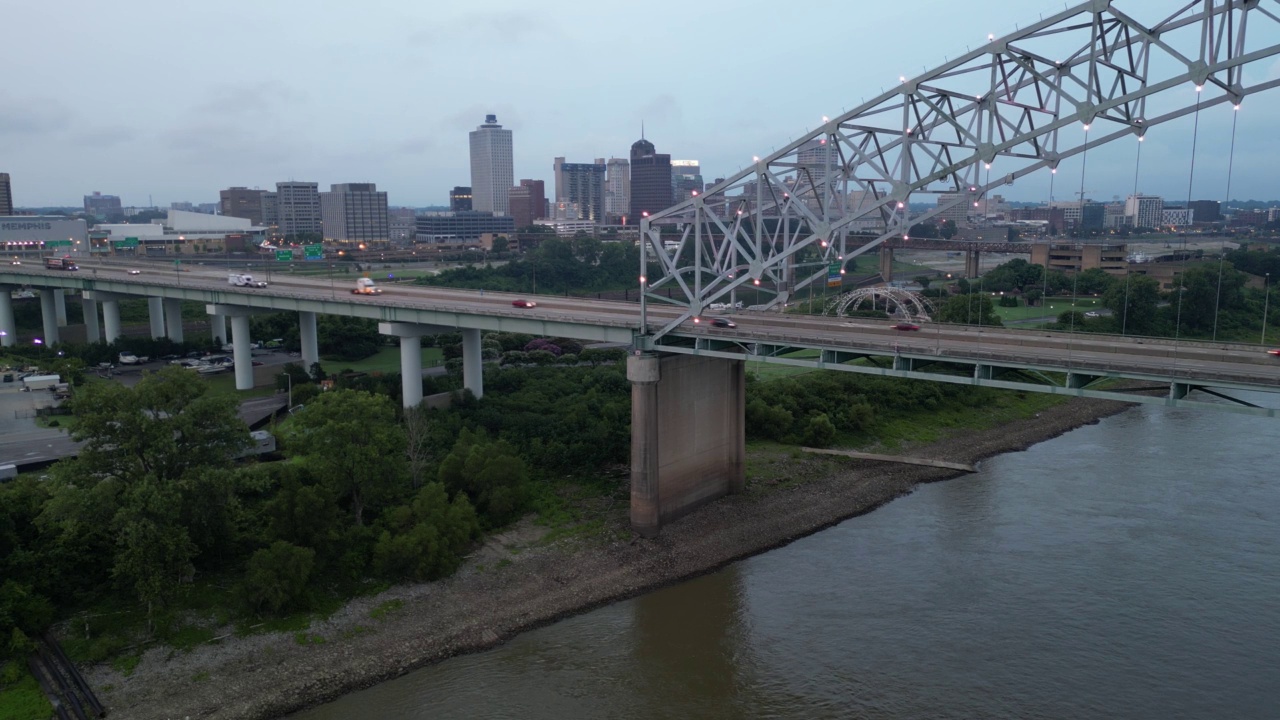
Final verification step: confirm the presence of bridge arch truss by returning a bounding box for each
[639,0,1280,342]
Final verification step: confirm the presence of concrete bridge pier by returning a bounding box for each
[207,304,270,391]
[628,353,746,537]
[84,291,125,343]
[299,311,319,369]
[211,313,227,345]
[82,298,100,343]
[462,328,483,400]
[0,286,15,347]
[39,290,60,345]
[879,247,894,281]
[163,298,184,342]
[54,290,67,327]
[148,297,165,339]
[378,321,468,408]
[965,250,981,279]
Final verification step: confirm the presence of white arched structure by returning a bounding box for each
[826,287,937,322]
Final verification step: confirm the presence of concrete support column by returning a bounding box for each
[230,315,254,391]
[82,298,101,343]
[54,291,68,327]
[299,311,319,369]
[163,298,184,342]
[628,354,661,537]
[879,246,895,281]
[102,300,122,343]
[965,250,981,279]
[147,297,165,339]
[461,328,483,399]
[39,291,59,346]
[399,335,424,409]
[211,314,227,345]
[0,286,15,347]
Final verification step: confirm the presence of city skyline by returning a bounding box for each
[4,0,1280,208]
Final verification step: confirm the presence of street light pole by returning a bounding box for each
[1263,273,1272,345]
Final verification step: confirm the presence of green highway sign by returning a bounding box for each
[112,237,139,248]
[827,261,843,287]
[45,240,73,247]
[304,244,323,260]
[276,250,294,261]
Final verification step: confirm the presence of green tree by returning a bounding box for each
[935,294,1004,326]
[1102,274,1161,334]
[240,541,315,614]
[372,483,479,581]
[436,428,529,527]
[283,390,407,527]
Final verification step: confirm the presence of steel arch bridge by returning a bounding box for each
[826,287,938,323]
[639,0,1280,343]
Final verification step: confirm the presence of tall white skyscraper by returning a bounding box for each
[604,158,630,220]
[469,115,514,215]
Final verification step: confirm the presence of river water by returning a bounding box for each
[292,401,1280,720]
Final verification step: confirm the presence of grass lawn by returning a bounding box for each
[319,346,445,376]
[993,296,1104,323]
[747,349,821,382]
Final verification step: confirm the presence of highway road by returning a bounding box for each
[7,259,1279,391]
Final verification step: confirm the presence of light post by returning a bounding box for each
[1263,273,1272,345]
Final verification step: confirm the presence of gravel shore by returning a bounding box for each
[82,395,1134,719]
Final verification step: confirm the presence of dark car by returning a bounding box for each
[512,299,537,308]
[711,318,737,329]
[893,322,921,331]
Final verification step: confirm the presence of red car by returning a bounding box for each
[893,322,921,331]
[512,299,537,308]
[1268,349,1280,357]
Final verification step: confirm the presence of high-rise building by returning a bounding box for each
[629,137,672,220]
[260,192,279,229]
[84,191,123,220]
[469,115,514,215]
[220,187,267,225]
[553,157,606,222]
[320,183,389,244]
[276,181,322,238]
[1188,200,1222,223]
[1125,194,1164,229]
[604,158,630,222]
[450,187,473,212]
[509,179,546,229]
[0,173,12,216]
[671,160,704,204]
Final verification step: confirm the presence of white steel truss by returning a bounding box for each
[639,0,1280,342]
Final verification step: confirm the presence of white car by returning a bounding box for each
[127,269,141,275]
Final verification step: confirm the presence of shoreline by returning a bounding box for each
[82,395,1136,719]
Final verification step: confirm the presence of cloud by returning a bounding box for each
[163,121,300,167]
[0,94,74,136]
[73,126,138,148]
[636,94,683,130]
[188,82,303,116]
[407,10,546,47]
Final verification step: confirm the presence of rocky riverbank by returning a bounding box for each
[82,395,1134,719]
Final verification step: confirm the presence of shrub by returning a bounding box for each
[240,541,315,614]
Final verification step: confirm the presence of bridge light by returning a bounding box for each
[753,156,759,162]
[1137,136,1144,142]
[1195,85,1203,93]
[639,275,646,284]
[1235,104,1241,111]
[691,190,699,196]
[899,76,906,83]
[1082,123,1090,131]
[694,317,701,324]
[753,279,761,286]
[822,115,829,122]
[897,202,904,209]
[988,33,995,41]
[903,234,909,240]
[820,240,828,247]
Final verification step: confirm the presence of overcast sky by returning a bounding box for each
[3,0,1279,208]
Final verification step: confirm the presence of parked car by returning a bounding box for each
[893,322,921,331]
[711,318,737,329]
[512,299,537,308]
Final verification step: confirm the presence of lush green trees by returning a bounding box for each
[935,294,1004,326]
[1101,274,1161,335]
[418,237,641,295]
[437,428,529,528]
[282,390,406,526]
[240,542,315,613]
[373,483,479,581]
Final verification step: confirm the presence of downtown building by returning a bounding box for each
[450,187,473,212]
[1125,194,1164,229]
[508,179,546,229]
[0,173,12,215]
[604,158,630,223]
[629,137,672,220]
[219,187,268,225]
[469,115,514,215]
[275,182,322,238]
[553,157,606,223]
[320,183,389,244]
[414,212,514,244]
[84,192,123,220]
[671,160,704,204]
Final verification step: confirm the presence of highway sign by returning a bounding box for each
[45,240,73,248]
[112,237,139,248]
[276,250,294,261]
[827,261,843,287]
[304,244,323,260]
